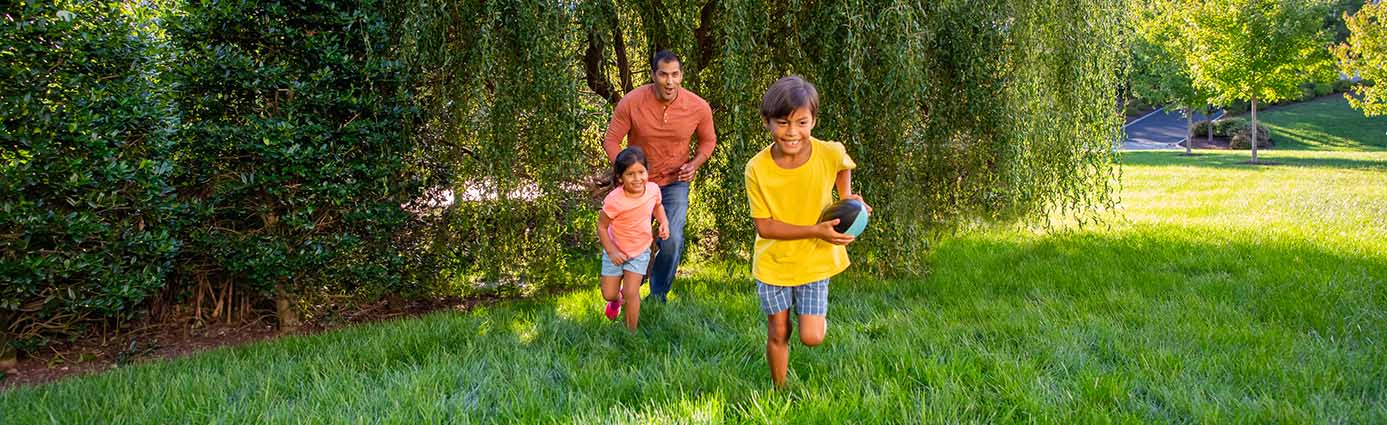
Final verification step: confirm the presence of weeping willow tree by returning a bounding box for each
[395,0,1126,290]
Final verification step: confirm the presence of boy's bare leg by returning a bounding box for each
[798,315,825,347]
[766,310,792,387]
[621,271,643,331]
[600,276,622,302]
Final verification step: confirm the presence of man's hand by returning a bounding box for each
[677,162,698,182]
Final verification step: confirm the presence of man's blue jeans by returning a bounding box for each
[649,182,688,300]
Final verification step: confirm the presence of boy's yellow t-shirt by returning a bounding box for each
[744,137,857,286]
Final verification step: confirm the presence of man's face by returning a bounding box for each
[653,59,683,102]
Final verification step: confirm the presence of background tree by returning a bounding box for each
[1129,0,1214,154]
[1179,0,1335,163]
[1333,0,1387,116]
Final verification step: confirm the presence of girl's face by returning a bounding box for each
[766,106,815,157]
[619,161,649,194]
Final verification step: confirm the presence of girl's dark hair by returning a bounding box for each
[611,146,648,188]
[760,75,819,120]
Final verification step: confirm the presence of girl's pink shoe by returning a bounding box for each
[604,293,623,320]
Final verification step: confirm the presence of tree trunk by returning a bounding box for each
[275,284,300,332]
[1185,107,1194,154]
[0,312,15,370]
[1206,105,1214,145]
[1250,97,1259,163]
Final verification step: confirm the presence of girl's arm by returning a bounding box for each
[597,211,629,264]
[654,201,670,240]
[754,217,854,245]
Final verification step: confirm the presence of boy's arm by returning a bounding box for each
[754,218,854,245]
[835,169,852,198]
[835,169,872,213]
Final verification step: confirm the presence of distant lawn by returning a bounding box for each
[1255,96,1387,151]
[2,152,1385,422]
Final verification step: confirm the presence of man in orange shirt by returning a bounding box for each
[602,50,717,303]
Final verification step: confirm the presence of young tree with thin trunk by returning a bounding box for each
[1333,0,1387,117]
[1179,0,1335,163]
[1129,0,1213,155]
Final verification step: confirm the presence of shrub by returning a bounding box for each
[1,1,179,344]
[1229,125,1273,149]
[1313,81,1334,97]
[1333,78,1355,93]
[166,0,423,326]
[1192,119,1215,137]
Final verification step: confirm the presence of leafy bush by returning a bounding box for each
[1229,125,1273,149]
[1,1,179,343]
[1191,117,1271,148]
[1333,78,1355,93]
[166,0,423,322]
[1314,82,1335,97]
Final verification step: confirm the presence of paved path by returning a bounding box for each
[1122,107,1223,150]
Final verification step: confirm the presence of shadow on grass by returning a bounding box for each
[5,226,1387,422]
[1267,125,1387,151]
[1120,150,1387,170]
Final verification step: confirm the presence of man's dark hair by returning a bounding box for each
[760,75,819,119]
[650,50,681,72]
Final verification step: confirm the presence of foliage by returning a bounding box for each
[393,0,597,294]
[394,0,1128,280]
[1128,0,1210,111]
[1333,0,1387,116]
[1,1,179,342]
[1228,125,1273,149]
[1191,117,1271,146]
[1180,0,1335,106]
[1178,0,1334,161]
[165,0,423,308]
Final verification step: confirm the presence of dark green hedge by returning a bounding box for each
[2,1,179,344]
[166,0,424,306]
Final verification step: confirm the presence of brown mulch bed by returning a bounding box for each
[1182,135,1232,149]
[1,295,501,391]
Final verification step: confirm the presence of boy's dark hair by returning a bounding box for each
[650,50,681,72]
[760,75,819,119]
[611,146,648,188]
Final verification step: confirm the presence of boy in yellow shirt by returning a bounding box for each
[744,76,870,388]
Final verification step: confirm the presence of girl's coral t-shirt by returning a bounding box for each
[602,182,661,256]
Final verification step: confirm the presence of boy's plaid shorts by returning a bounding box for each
[755,278,829,316]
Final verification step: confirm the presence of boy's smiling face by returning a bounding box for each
[767,106,816,158]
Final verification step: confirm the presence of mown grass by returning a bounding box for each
[1257,96,1387,151]
[2,154,1385,422]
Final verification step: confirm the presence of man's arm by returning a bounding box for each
[602,97,633,162]
[678,103,718,181]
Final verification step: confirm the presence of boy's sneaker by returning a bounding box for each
[604,294,623,320]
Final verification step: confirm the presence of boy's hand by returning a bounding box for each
[607,248,629,265]
[814,219,856,245]
[844,194,873,214]
[658,222,670,240]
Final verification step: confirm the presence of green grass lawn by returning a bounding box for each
[1257,96,1387,151]
[3,156,1385,422]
